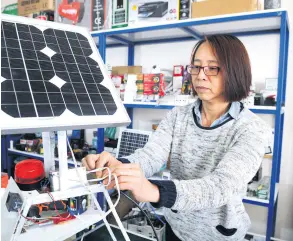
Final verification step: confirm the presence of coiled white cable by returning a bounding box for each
[66,137,130,241]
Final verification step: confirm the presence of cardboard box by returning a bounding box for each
[179,0,191,20]
[112,0,128,28]
[112,66,142,75]
[26,11,54,21]
[191,0,264,19]
[55,0,111,31]
[1,0,18,15]
[18,0,55,16]
[143,74,165,97]
[129,0,178,27]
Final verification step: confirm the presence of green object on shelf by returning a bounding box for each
[105,127,116,139]
[2,3,18,15]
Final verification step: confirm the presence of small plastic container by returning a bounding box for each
[1,172,8,188]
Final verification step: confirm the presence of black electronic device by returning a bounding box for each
[179,0,190,20]
[83,224,156,241]
[70,129,85,149]
[6,192,23,212]
[138,1,168,18]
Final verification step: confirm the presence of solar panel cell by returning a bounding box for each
[1,19,117,119]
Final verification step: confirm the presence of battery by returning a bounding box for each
[49,170,60,192]
[68,195,87,215]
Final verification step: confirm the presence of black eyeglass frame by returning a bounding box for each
[187,65,221,76]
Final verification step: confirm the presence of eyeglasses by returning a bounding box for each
[187,65,220,76]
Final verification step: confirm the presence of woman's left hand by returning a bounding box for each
[104,163,160,203]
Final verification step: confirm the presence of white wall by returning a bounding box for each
[104,5,293,240]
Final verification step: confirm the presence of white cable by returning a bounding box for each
[67,137,117,241]
[66,136,130,241]
[104,174,131,241]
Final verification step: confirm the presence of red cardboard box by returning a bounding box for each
[143,74,165,97]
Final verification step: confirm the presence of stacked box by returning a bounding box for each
[136,74,144,100]
[112,0,128,28]
[18,0,55,16]
[55,0,111,31]
[2,0,18,15]
[179,0,191,20]
[129,0,178,27]
[26,11,54,21]
[143,74,165,98]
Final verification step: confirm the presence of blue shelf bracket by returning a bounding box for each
[108,35,134,46]
[180,27,202,39]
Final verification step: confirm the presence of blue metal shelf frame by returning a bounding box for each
[266,11,289,240]
[93,11,289,241]
[242,199,269,208]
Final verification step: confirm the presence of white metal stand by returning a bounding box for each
[42,132,55,175]
[57,131,68,191]
[1,178,130,241]
[2,130,130,241]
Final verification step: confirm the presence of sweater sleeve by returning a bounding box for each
[171,121,271,212]
[122,107,178,178]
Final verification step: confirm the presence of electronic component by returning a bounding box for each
[6,192,23,212]
[138,2,168,18]
[112,0,128,28]
[28,200,67,218]
[68,195,87,215]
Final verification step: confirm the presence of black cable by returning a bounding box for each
[121,214,145,222]
[121,191,160,241]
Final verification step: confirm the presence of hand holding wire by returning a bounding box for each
[107,163,160,203]
[82,152,122,178]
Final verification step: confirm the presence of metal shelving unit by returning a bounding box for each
[91,9,289,241]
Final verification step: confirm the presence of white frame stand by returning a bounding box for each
[1,130,130,241]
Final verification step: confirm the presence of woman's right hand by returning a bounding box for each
[82,152,122,178]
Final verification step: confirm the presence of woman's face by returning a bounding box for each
[191,42,225,103]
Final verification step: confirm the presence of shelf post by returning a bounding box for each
[96,34,107,154]
[57,131,68,191]
[42,132,55,175]
[266,11,288,241]
[128,44,134,66]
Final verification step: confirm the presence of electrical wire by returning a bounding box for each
[67,136,129,241]
[47,191,71,220]
[150,205,165,225]
[121,191,160,241]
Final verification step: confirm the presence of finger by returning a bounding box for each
[95,152,111,178]
[118,182,134,191]
[105,180,116,190]
[112,168,141,178]
[111,163,140,171]
[82,158,90,171]
[117,175,138,185]
[105,176,137,190]
[85,154,100,170]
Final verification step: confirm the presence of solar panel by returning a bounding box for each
[116,129,152,158]
[0,14,130,134]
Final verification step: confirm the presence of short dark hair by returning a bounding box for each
[190,34,252,102]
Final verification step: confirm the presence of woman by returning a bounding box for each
[83,35,271,241]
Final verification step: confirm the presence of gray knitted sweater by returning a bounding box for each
[124,100,271,241]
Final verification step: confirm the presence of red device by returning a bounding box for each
[58,0,85,24]
[14,159,45,191]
